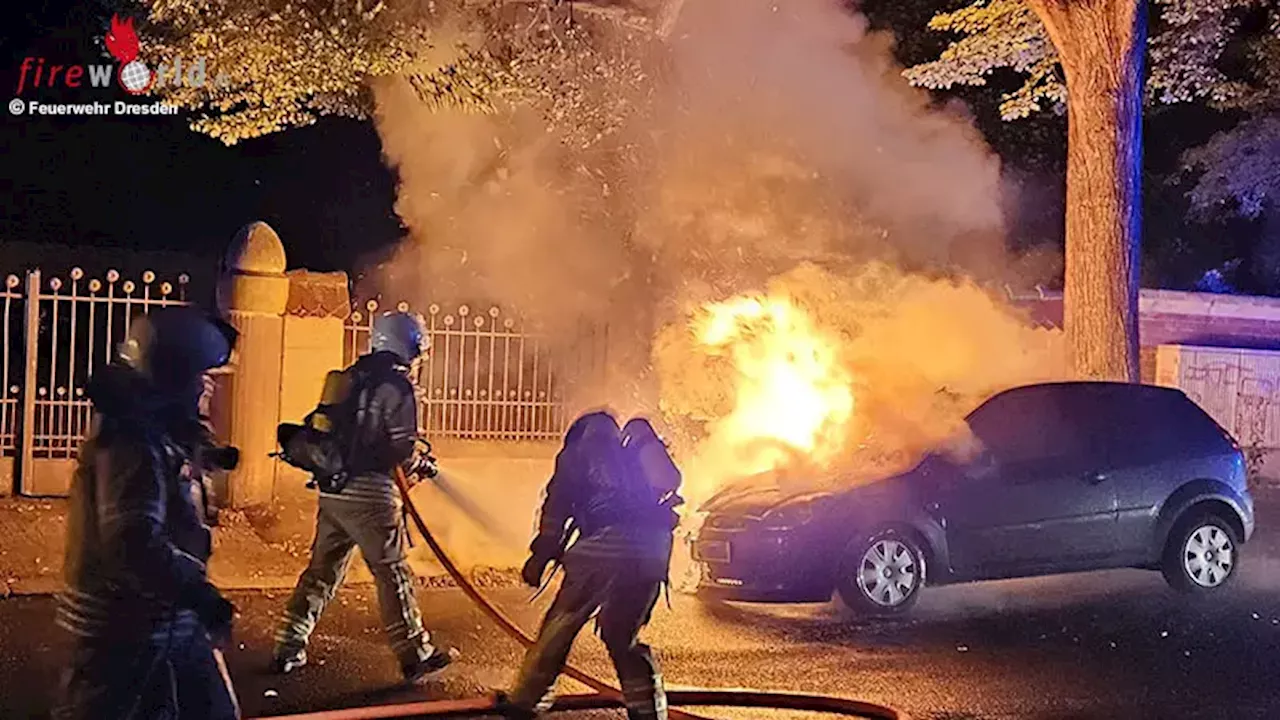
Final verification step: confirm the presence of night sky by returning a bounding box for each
[0,0,403,291]
[0,0,1237,296]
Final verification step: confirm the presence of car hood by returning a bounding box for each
[698,467,921,517]
[700,484,818,516]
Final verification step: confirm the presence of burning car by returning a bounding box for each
[692,381,1255,615]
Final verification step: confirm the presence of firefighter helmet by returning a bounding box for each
[371,311,430,364]
[118,306,237,396]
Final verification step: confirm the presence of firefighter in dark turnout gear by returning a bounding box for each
[504,411,679,720]
[54,306,241,720]
[273,311,454,683]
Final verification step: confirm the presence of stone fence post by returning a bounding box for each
[223,222,288,508]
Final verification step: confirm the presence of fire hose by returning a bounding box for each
[250,468,906,720]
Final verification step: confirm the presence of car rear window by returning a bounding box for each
[1125,390,1235,458]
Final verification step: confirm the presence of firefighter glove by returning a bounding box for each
[521,555,551,588]
[195,583,235,648]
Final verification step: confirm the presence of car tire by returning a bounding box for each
[836,528,925,616]
[1160,511,1240,594]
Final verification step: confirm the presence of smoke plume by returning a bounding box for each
[367,0,1066,503]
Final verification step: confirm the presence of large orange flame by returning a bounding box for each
[691,292,855,490]
[655,263,1068,516]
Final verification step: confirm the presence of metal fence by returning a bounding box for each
[1,265,600,494]
[0,276,22,456]
[1,268,189,493]
[26,269,188,460]
[346,299,607,441]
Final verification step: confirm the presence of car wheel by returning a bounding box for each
[1161,512,1240,593]
[836,529,925,616]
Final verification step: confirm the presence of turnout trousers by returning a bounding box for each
[510,563,666,720]
[274,496,434,669]
[53,625,239,720]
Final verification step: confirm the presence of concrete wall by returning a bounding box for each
[1017,290,1280,352]
[225,313,285,506]
[1155,344,1280,479]
[274,316,346,500]
[279,317,345,426]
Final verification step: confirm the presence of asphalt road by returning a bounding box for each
[6,500,1280,719]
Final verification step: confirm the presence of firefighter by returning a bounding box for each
[54,306,241,720]
[501,411,678,720]
[272,311,454,683]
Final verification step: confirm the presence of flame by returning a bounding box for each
[654,263,1068,515]
[105,15,140,64]
[691,292,855,485]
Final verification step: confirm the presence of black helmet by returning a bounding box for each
[118,306,238,397]
[564,410,621,447]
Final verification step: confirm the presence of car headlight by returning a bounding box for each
[761,500,817,530]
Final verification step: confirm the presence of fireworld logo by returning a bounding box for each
[14,14,228,96]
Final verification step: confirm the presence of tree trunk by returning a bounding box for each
[1026,0,1146,382]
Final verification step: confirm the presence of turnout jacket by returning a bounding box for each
[58,364,222,642]
[531,430,673,583]
[318,351,420,505]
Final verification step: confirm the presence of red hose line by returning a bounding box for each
[388,469,648,704]
[251,690,905,720]
[244,470,907,720]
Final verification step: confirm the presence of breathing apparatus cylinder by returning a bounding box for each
[312,369,354,433]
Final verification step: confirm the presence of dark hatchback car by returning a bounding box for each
[692,382,1255,615]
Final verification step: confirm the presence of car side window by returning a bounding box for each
[966,389,1091,474]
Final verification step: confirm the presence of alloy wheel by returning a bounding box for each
[856,538,919,607]
[1182,523,1235,588]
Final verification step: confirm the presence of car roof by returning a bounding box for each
[990,381,1186,398]
[971,382,1190,416]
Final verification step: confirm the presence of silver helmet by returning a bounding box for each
[370,311,429,364]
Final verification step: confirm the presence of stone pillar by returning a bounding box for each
[224,222,289,508]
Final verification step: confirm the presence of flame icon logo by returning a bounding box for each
[104,15,140,64]
[104,14,153,95]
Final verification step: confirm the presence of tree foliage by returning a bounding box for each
[1181,32,1280,219]
[408,1,654,151]
[133,0,440,144]
[127,0,660,146]
[905,0,1279,120]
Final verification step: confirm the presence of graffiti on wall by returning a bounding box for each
[1158,345,1280,449]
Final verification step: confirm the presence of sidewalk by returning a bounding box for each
[0,494,522,597]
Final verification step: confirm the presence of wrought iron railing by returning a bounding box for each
[12,269,189,464]
[0,275,22,455]
[346,299,606,441]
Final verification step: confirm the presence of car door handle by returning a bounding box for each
[1083,472,1107,485]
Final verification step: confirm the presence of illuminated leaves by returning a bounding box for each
[1179,15,1280,220]
[907,0,1280,224]
[445,1,654,150]
[125,0,659,146]
[902,0,1063,120]
[904,0,1276,120]
[133,0,439,144]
